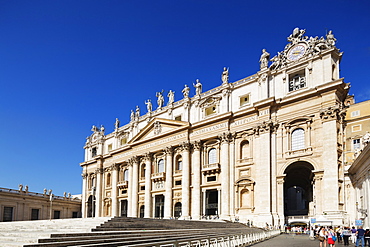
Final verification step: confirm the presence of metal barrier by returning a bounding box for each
[122,230,281,247]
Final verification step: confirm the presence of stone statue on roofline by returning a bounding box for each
[115,118,120,131]
[130,110,135,122]
[221,67,229,84]
[145,99,152,113]
[363,131,370,146]
[167,90,175,105]
[182,84,190,98]
[156,90,164,109]
[193,79,202,96]
[135,105,140,119]
[287,27,306,44]
[326,30,336,47]
[259,49,270,70]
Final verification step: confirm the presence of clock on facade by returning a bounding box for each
[287,44,306,61]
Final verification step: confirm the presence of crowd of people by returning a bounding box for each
[314,225,370,247]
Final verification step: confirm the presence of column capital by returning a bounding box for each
[164,146,174,155]
[81,173,88,179]
[180,141,192,151]
[219,132,235,143]
[111,163,119,171]
[142,152,153,162]
[192,140,202,151]
[95,168,104,174]
[129,156,140,165]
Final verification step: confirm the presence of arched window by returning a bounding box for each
[124,169,129,181]
[106,173,111,187]
[208,148,217,164]
[140,164,146,179]
[176,156,182,171]
[158,159,164,173]
[240,140,250,159]
[291,128,305,151]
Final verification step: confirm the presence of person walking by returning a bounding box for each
[318,226,327,247]
[327,226,336,247]
[356,226,366,247]
[342,227,352,246]
[353,226,359,244]
[336,226,343,243]
[364,229,370,246]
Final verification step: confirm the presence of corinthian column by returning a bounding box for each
[219,132,231,218]
[111,164,119,217]
[95,165,104,217]
[144,153,152,218]
[181,142,191,219]
[81,172,88,218]
[129,156,139,217]
[191,141,202,219]
[164,147,174,219]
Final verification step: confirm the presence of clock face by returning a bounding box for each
[287,44,306,61]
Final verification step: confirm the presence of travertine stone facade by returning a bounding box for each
[81,28,350,227]
[0,187,81,221]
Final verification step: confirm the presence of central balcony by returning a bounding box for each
[151,172,166,182]
[202,163,221,175]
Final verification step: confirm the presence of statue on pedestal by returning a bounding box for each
[156,91,164,109]
[145,99,152,112]
[259,49,270,69]
[167,90,175,105]
[182,84,190,98]
[193,79,202,96]
[221,67,229,84]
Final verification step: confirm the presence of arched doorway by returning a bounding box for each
[87,195,96,217]
[139,205,145,218]
[174,202,182,218]
[284,161,314,218]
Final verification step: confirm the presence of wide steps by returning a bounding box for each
[25,228,258,247]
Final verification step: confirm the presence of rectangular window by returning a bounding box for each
[175,115,182,121]
[351,110,360,117]
[205,106,216,116]
[239,94,250,106]
[289,70,306,92]
[352,125,361,132]
[207,176,217,182]
[140,186,145,191]
[353,139,361,150]
[175,180,182,186]
[31,209,39,220]
[3,207,13,222]
[108,144,113,152]
[72,212,78,218]
[122,190,127,194]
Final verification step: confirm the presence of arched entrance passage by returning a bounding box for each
[284,161,314,218]
[87,195,96,217]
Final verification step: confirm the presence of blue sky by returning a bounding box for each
[1,0,369,196]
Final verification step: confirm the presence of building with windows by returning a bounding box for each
[0,186,81,222]
[80,28,351,227]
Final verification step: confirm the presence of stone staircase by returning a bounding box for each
[0,217,111,247]
[0,217,268,247]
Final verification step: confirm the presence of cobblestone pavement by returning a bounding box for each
[251,233,360,247]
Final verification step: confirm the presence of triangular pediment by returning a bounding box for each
[129,118,189,144]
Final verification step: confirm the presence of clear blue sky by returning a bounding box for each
[1,0,369,196]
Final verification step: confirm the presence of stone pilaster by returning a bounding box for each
[191,141,202,219]
[164,147,174,219]
[127,162,133,216]
[276,176,285,227]
[181,142,191,219]
[111,164,119,217]
[144,153,152,218]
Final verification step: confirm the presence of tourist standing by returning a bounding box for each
[327,226,336,247]
[318,226,327,247]
[342,227,352,246]
[352,226,358,243]
[336,226,342,243]
[356,226,365,247]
